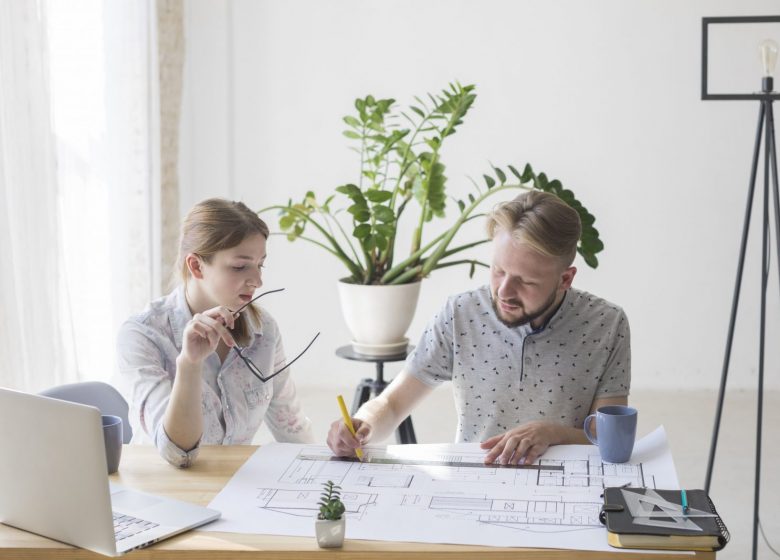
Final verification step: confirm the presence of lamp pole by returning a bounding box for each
[704,38,779,560]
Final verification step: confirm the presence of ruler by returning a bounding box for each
[298,454,564,471]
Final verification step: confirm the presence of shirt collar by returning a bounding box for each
[483,284,571,335]
[169,286,192,351]
[530,289,569,333]
[169,286,264,351]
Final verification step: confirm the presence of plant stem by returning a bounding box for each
[380,212,488,284]
[389,265,423,285]
[381,229,448,284]
[420,184,528,277]
[441,238,491,259]
[432,259,489,270]
[323,210,363,268]
[261,205,364,279]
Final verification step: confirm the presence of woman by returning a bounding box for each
[117,199,314,467]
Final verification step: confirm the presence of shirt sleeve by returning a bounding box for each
[116,320,201,468]
[406,298,455,387]
[263,334,315,443]
[595,307,631,398]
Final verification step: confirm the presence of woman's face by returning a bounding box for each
[198,233,266,310]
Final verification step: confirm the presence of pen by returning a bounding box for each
[681,489,689,515]
[336,395,364,461]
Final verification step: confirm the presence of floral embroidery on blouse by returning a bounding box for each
[116,286,314,467]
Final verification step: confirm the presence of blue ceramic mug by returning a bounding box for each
[583,405,637,463]
[102,415,123,474]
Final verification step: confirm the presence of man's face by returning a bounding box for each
[489,230,576,328]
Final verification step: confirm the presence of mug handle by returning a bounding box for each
[584,414,598,445]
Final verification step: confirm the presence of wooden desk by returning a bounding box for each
[0,446,714,559]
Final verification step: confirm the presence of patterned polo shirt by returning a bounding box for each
[406,285,631,442]
[116,286,314,467]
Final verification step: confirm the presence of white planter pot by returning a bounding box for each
[337,280,422,357]
[315,517,345,548]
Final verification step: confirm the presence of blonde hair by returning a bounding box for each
[175,198,269,345]
[486,191,581,267]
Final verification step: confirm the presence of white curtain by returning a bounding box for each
[0,0,73,391]
[0,0,157,392]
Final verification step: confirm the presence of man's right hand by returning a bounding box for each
[327,417,371,457]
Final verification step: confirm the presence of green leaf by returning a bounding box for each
[508,164,522,181]
[581,250,599,268]
[365,190,392,203]
[347,204,370,222]
[353,224,371,239]
[343,115,361,128]
[494,167,506,184]
[547,179,563,194]
[343,130,361,139]
[521,163,535,182]
[373,205,395,223]
[336,184,362,197]
[373,233,388,251]
[278,215,295,230]
[483,174,496,189]
[581,211,596,226]
[375,224,395,237]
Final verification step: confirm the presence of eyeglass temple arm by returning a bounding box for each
[270,332,321,377]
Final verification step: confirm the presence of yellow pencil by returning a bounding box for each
[336,395,364,461]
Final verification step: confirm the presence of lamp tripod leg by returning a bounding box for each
[704,103,766,494]
[752,98,777,560]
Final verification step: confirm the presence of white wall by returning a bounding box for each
[179,0,780,391]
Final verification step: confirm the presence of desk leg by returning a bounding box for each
[396,415,417,444]
[351,379,373,415]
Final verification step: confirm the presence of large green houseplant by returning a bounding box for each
[263,83,603,353]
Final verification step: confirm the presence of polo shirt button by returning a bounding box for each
[524,357,532,365]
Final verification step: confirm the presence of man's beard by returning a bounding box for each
[490,287,560,329]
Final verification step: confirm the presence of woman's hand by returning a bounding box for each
[180,305,237,365]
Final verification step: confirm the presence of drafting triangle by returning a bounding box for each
[621,489,702,532]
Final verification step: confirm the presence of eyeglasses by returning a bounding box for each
[229,288,320,383]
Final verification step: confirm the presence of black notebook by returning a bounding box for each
[600,487,729,551]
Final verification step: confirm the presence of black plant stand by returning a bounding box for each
[336,345,417,444]
[704,76,778,560]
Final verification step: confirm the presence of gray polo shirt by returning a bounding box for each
[407,285,630,442]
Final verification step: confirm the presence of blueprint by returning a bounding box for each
[203,426,680,553]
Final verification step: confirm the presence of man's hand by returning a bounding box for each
[480,421,565,465]
[326,417,372,458]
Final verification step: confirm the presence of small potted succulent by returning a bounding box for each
[315,480,346,548]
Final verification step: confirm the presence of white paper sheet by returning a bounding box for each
[203,426,682,553]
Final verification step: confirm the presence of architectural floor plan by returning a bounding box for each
[204,427,678,552]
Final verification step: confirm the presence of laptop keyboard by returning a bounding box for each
[113,512,159,542]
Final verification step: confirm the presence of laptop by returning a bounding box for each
[0,388,221,556]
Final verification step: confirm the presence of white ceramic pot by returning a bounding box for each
[337,280,422,357]
[315,517,345,548]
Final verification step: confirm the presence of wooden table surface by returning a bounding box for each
[0,445,714,559]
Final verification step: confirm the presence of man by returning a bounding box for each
[327,191,630,465]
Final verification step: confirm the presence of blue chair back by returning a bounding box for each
[39,381,133,443]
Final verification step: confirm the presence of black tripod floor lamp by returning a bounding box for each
[701,16,780,560]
